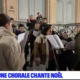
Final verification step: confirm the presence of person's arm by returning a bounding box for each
[27,22,30,27]
[4,38,25,70]
[26,19,31,27]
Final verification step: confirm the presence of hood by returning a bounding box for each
[0,27,15,37]
[40,34,46,39]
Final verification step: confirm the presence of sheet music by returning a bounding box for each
[65,41,75,49]
[53,35,64,49]
[18,31,29,52]
[46,35,60,49]
[61,40,67,45]
[33,31,40,37]
[18,33,25,43]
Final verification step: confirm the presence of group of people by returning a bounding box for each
[0,13,80,71]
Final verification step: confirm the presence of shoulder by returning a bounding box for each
[2,36,18,49]
[75,31,80,39]
[29,29,34,35]
[35,36,41,43]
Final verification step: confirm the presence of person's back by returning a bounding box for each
[0,14,25,70]
[71,33,80,70]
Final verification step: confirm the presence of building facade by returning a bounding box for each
[0,0,80,24]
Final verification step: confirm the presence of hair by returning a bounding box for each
[40,23,48,30]
[18,24,24,28]
[35,22,40,26]
[41,25,51,35]
[43,18,47,20]
[10,18,14,20]
[0,14,11,27]
[37,12,40,14]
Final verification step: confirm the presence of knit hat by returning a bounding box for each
[58,29,67,35]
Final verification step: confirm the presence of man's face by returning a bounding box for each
[30,15,34,20]
[11,20,14,24]
[35,24,39,30]
[19,27,24,32]
[5,22,13,32]
[37,13,40,16]
[43,19,47,23]
[61,32,68,39]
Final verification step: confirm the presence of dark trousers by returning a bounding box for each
[75,61,80,71]
[46,59,56,71]
[23,44,29,71]
[30,44,34,67]
[58,53,73,71]
[23,61,29,71]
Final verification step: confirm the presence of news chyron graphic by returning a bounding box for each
[0,72,62,79]
[0,71,79,79]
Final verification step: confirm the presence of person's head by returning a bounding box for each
[0,14,13,32]
[10,18,14,24]
[40,23,48,30]
[30,15,34,20]
[34,23,40,30]
[43,18,47,23]
[59,29,68,39]
[41,25,52,35]
[18,24,25,32]
[37,12,41,16]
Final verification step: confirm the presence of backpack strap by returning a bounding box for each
[28,29,33,41]
[40,37,43,46]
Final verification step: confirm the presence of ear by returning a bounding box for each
[5,23,9,29]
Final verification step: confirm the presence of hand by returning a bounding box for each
[71,68,74,71]
[29,20,31,23]
[63,48,66,51]
[35,61,40,66]
[22,49,24,53]
[27,19,29,22]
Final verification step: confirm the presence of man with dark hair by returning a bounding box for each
[0,14,25,70]
[42,18,47,23]
[16,24,25,35]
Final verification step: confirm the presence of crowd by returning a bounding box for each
[0,13,80,71]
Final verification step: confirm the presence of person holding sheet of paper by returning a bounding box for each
[33,25,57,71]
[58,29,74,71]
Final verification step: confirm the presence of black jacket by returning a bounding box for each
[60,37,73,61]
[16,31,25,36]
[27,20,36,30]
